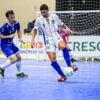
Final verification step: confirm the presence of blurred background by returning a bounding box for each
[0,0,100,34]
[0,0,55,34]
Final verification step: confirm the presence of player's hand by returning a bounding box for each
[68,29,73,35]
[18,39,25,44]
[31,41,35,48]
[8,34,16,38]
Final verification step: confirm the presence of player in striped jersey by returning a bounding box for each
[31,4,78,81]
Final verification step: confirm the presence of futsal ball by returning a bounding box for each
[64,67,73,76]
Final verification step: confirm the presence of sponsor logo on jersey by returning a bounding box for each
[1,28,4,32]
[10,50,13,53]
[43,23,45,27]
[12,27,14,32]
[46,19,49,22]
[46,19,49,24]
[1,30,4,32]
[51,20,55,24]
[9,31,12,34]
[6,25,9,28]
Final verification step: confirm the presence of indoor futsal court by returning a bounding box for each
[0,60,100,100]
[0,0,100,100]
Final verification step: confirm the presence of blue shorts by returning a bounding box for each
[1,43,19,58]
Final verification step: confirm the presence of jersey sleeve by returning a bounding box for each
[0,25,6,36]
[55,14,64,26]
[34,18,41,29]
[17,22,21,32]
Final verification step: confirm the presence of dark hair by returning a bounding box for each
[40,4,48,10]
[5,10,14,18]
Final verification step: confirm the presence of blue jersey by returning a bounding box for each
[0,21,20,44]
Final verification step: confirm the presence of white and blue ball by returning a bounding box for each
[64,67,73,76]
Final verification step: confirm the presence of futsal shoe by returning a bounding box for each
[16,72,28,78]
[58,76,67,82]
[0,67,4,78]
[70,66,78,72]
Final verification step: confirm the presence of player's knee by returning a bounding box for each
[13,57,17,62]
[60,45,66,50]
[17,57,21,61]
[11,57,17,63]
[50,57,56,62]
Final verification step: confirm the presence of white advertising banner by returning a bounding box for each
[0,35,46,60]
[14,35,46,60]
[0,35,100,60]
[57,36,100,59]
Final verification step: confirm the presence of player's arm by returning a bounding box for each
[31,18,40,48]
[0,34,15,39]
[16,22,25,43]
[31,28,37,48]
[17,31,21,39]
[56,14,73,35]
[17,31,25,44]
[62,24,73,35]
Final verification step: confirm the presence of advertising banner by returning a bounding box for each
[0,35,100,60]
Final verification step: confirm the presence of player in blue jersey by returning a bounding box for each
[0,10,28,78]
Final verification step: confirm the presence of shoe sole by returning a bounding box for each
[58,78,67,82]
[58,79,67,82]
[73,70,78,72]
[0,74,4,78]
[73,68,78,72]
[16,76,28,78]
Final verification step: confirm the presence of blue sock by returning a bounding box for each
[62,48,71,67]
[52,61,65,76]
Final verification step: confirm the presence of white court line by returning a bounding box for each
[0,65,51,68]
[0,65,100,71]
[79,70,100,72]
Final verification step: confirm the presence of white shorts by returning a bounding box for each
[45,34,63,53]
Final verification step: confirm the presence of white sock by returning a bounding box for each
[16,61,21,74]
[1,60,12,69]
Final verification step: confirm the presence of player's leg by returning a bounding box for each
[0,44,18,77]
[68,50,76,66]
[16,52,21,74]
[48,52,67,81]
[0,55,18,77]
[67,47,76,66]
[11,43,28,78]
[50,48,59,66]
[58,40,78,71]
[46,44,67,81]
[16,52,28,77]
[0,43,28,78]
[59,40,71,66]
